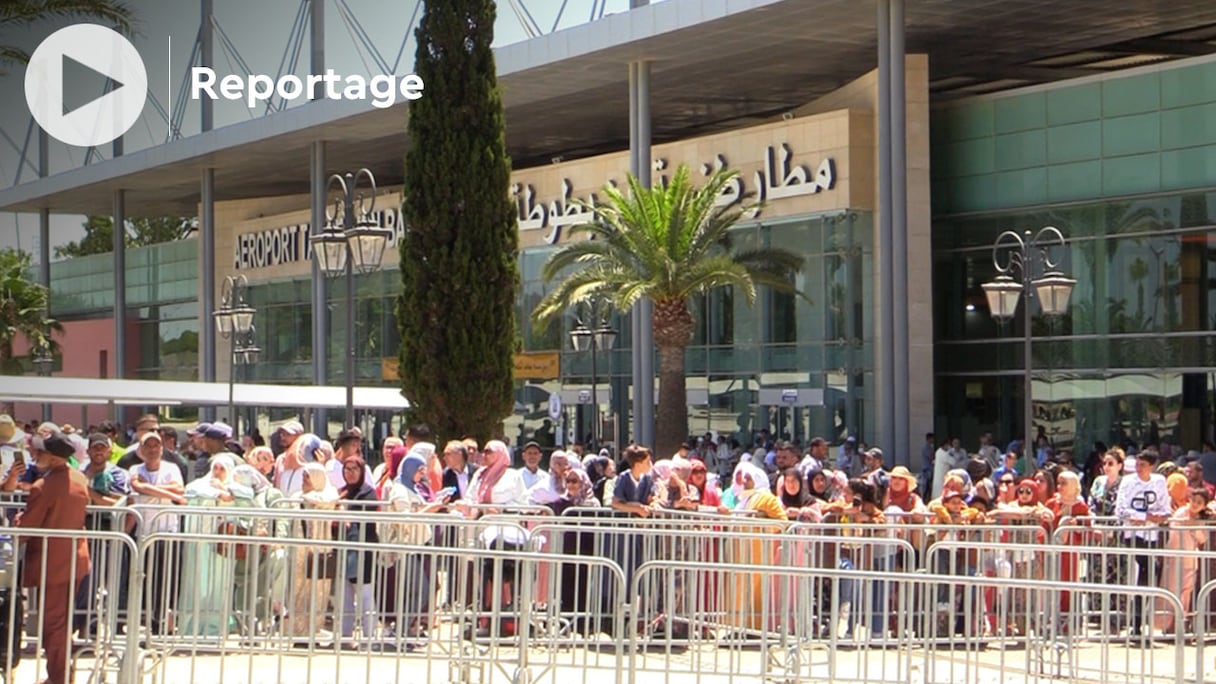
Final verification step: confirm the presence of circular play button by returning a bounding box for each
[24,24,147,148]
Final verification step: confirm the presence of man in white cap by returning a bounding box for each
[274,420,305,457]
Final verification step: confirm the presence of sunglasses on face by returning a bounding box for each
[565,477,582,484]
[1104,460,1117,466]
[999,480,1014,486]
[1017,487,1034,496]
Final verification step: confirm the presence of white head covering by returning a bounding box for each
[209,454,236,484]
[301,461,339,505]
[732,461,770,505]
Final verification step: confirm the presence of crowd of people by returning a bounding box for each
[3,411,1216,679]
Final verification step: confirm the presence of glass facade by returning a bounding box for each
[49,240,200,381]
[245,269,401,386]
[529,212,876,447]
[242,211,878,447]
[932,58,1216,455]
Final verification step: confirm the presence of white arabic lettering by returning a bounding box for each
[516,142,837,242]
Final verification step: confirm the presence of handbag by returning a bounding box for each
[216,520,251,561]
[306,548,338,580]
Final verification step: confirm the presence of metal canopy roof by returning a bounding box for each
[3,0,1216,216]
[0,376,409,410]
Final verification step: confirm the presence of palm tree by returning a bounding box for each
[0,249,60,383]
[1,0,134,67]
[532,164,804,457]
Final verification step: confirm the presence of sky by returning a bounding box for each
[0,0,651,259]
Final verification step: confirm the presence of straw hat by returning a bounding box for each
[888,465,917,491]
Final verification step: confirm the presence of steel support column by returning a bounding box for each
[201,169,216,422]
[629,56,655,449]
[112,190,126,381]
[201,0,213,132]
[876,0,894,454]
[199,0,217,421]
[38,128,50,420]
[37,128,49,291]
[309,0,329,435]
[890,0,909,464]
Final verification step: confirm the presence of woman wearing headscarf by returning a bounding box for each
[724,461,788,631]
[530,450,574,505]
[376,444,409,501]
[371,437,404,496]
[289,462,339,641]
[777,467,813,520]
[462,440,526,514]
[1045,471,1090,621]
[276,433,319,498]
[381,448,447,644]
[228,464,289,636]
[1156,487,1211,635]
[337,455,379,648]
[683,459,723,510]
[991,477,1050,636]
[585,455,614,505]
[461,440,528,638]
[247,446,277,484]
[650,459,676,509]
[179,454,251,636]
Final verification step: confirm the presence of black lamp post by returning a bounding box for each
[310,168,393,430]
[214,275,259,435]
[982,226,1075,463]
[570,318,617,445]
[32,341,53,421]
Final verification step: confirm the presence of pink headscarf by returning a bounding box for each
[476,440,511,504]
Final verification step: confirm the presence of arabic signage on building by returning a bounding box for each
[223,108,868,276]
[515,144,837,245]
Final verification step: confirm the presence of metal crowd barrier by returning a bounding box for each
[0,526,137,684]
[629,561,1191,684]
[927,538,1216,644]
[1,504,1213,684]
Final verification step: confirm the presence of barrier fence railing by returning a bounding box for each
[629,561,1192,684]
[1,504,1213,684]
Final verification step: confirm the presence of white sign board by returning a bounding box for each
[758,388,825,407]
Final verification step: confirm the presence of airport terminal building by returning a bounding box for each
[3,0,1215,462]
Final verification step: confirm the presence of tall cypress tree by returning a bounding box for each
[398,0,518,441]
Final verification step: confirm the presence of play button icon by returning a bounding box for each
[24,24,147,148]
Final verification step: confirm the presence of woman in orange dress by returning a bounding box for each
[1047,471,1089,621]
[727,462,787,632]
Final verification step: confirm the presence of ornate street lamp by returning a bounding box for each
[982,226,1076,463]
[214,275,256,435]
[310,168,393,427]
[569,317,618,445]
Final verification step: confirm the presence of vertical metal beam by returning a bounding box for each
[628,60,655,449]
[628,62,641,446]
[628,0,654,449]
[113,190,126,381]
[636,62,654,449]
[310,143,329,434]
[876,0,894,455]
[889,0,909,464]
[310,0,325,99]
[201,0,214,132]
[38,128,50,421]
[37,128,49,290]
[309,0,328,436]
[201,169,216,421]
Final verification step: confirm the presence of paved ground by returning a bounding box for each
[7,631,1210,684]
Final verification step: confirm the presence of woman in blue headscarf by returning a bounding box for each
[380,445,448,644]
